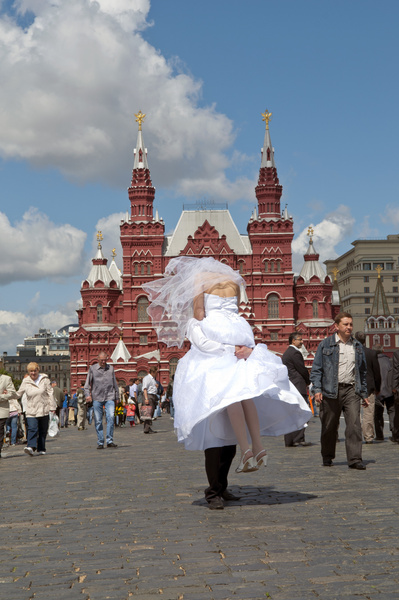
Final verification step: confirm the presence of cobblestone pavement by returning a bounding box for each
[1,414,398,600]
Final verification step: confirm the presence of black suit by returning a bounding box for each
[282,345,310,446]
[392,350,399,442]
[363,347,381,395]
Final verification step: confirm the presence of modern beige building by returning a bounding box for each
[325,234,399,333]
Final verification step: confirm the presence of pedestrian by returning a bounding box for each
[282,332,312,448]
[76,382,87,430]
[126,396,136,427]
[310,312,368,470]
[84,352,119,449]
[390,349,399,443]
[6,396,21,446]
[143,256,311,508]
[51,380,64,423]
[354,332,381,443]
[60,391,69,428]
[17,362,57,456]
[0,373,18,458]
[142,367,159,434]
[69,391,78,426]
[373,344,394,441]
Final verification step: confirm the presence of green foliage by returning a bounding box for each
[0,368,22,389]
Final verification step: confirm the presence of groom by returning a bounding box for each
[204,446,240,510]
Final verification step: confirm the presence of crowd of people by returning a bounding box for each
[1,258,399,513]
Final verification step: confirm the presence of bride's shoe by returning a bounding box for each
[235,449,258,473]
[254,450,268,468]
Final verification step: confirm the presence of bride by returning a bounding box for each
[143,256,311,473]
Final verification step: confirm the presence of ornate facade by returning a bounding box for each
[69,112,339,389]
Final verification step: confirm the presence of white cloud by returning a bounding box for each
[382,204,399,228]
[93,212,125,264]
[0,0,250,202]
[292,204,355,273]
[0,298,80,354]
[0,208,86,284]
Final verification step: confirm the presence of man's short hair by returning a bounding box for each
[373,344,383,353]
[51,380,58,385]
[334,311,353,325]
[288,332,302,345]
[354,331,366,345]
[149,366,158,375]
[98,351,107,359]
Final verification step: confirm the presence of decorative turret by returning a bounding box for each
[84,232,114,288]
[371,265,390,316]
[255,110,283,218]
[298,227,328,283]
[128,111,155,222]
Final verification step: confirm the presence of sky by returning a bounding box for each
[0,0,398,354]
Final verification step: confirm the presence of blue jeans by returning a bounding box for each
[93,400,115,445]
[26,415,50,452]
[87,405,94,424]
[6,415,19,445]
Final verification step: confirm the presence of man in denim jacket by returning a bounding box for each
[310,312,368,470]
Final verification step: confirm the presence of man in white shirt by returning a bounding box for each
[142,367,158,434]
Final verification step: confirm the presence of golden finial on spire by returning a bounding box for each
[375,264,383,278]
[332,267,339,281]
[112,248,116,258]
[307,226,314,241]
[135,110,146,131]
[96,231,103,248]
[261,109,272,130]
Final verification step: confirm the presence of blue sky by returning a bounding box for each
[0,0,398,353]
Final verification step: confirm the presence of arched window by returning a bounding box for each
[276,260,281,272]
[134,263,138,275]
[270,224,274,233]
[312,300,319,318]
[147,263,151,275]
[169,357,179,378]
[239,262,244,274]
[141,263,145,275]
[270,261,275,272]
[97,304,103,322]
[383,334,390,347]
[373,334,380,346]
[268,294,279,319]
[137,297,149,322]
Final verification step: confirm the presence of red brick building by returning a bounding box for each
[69,113,339,388]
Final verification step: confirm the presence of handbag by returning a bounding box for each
[140,404,153,421]
[48,413,59,437]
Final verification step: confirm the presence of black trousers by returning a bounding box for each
[204,445,236,502]
[320,385,363,466]
[392,391,399,442]
[374,395,395,439]
[284,393,308,446]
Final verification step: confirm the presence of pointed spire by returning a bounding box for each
[83,231,114,288]
[128,110,155,222]
[299,227,327,282]
[255,109,282,218]
[109,248,123,289]
[111,335,131,363]
[371,265,390,316]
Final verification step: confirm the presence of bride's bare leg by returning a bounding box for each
[242,399,266,458]
[226,402,251,457]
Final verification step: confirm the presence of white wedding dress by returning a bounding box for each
[173,294,312,451]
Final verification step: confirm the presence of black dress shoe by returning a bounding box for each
[349,462,366,470]
[208,497,224,510]
[222,490,241,502]
[285,443,299,447]
[107,442,118,448]
[389,437,399,444]
[323,459,333,466]
[97,444,104,450]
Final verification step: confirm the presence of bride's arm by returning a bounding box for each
[187,319,234,355]
[193,292,205,321]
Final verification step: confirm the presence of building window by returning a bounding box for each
[239,262,244,274]
[270,332,278,341]
[363,263,371,270]
[264,262,268,273]
[141,263,145,275]
[373,263,383,270]
[134,263,138,275]
[394,298,399,303]
[270,224,274,233]
[364,287,369,293]
[147,263,151,275]
[394,308,399,314]
[312,299,319,318]
[386,263,393,270]
[364,276,369,282]
[364,297,370,304]
[137,297,149,322]
[139,334,148,345]
[268,294,279,319]
[276,260,281,272]
[270,261,275,273]
[140,227,144,235]
[393,276,398,282]
[393,287,398,293]
[96,304,103,322]
[169,357,179,377]
[373,334,380,345]
[365,308,370,314]
[383,334,390,346]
